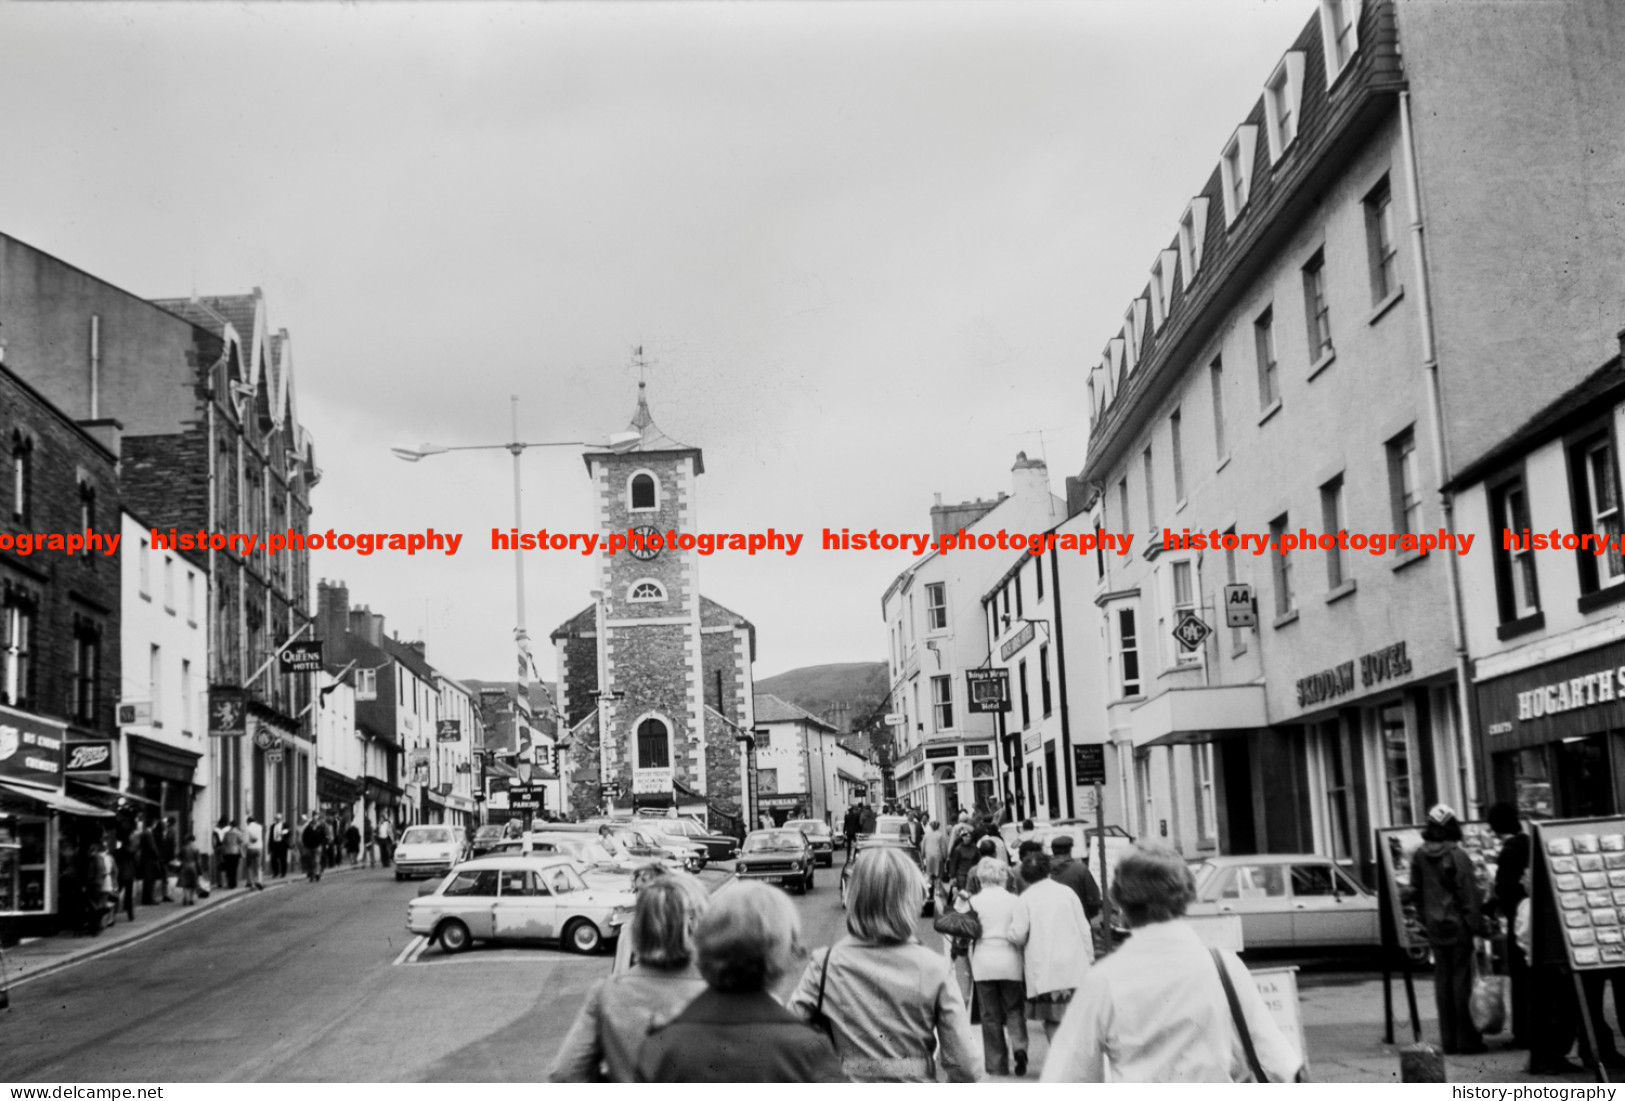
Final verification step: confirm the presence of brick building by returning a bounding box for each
[0,363,121,932]
[551,385,758,830]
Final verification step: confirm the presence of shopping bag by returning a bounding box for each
[1468,941,1506,1035]
[197,877,213,899]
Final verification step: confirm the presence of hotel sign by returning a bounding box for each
[966,668,1011,713]
[1001,622,1036,660]
[1295,641,1414,708]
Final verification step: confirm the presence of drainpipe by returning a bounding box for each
[89,314,100,418]
[1399,90,1480,816]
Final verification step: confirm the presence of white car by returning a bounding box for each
[393,825,466,881]
[407,855,636,954]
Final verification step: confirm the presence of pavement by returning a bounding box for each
[0,859,1612,1083]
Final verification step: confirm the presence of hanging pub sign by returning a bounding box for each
[209,688,248,737]
[966,668,1011,713]
[277,640,324,673]
[436,719,461,743]
[0,710,66,783]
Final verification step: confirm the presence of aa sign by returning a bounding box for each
[1225,583,1257,628]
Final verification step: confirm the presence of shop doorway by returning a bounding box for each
[1554,735,1614,818]
[1044,742,1061,817]
[1220,739,1257,854]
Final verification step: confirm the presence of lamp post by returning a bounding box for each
[392,398,639,666]
[516,747,535,833]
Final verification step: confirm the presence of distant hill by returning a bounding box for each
[756,662,889,733]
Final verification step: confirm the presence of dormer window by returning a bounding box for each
[1220,126,1258,226]
[629,579,666,603]
[1150,250,1177,330]
[1179,198,1210,284]
[1320,0,1361,84]
[1264,53,1305,163]
[628,471,658,511]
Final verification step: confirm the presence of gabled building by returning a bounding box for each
[752,693,866,827]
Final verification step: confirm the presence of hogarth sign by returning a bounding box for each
[1296,641,1413,708]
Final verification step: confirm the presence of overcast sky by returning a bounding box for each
[0,0,1317,682]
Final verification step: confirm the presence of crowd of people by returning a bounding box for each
[549,821,1305,1083]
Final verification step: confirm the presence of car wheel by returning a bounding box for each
[565,918,603,954]
[437,919,472,954]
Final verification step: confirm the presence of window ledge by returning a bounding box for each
[1174,497,1189,516]
[164,604,176,616]
[151,720,163,729]
[1216,453,1232,474]
[1114,693,1147,706]
[1273,609,1300,629]
[1367,287,1405,326]
[1578,583,1625,616]
[1392,549,1428,573]
[1231,644,1249,659]
[186,619,198,629]
[1257,399,1283,426]
[1307,348,1337,381]
[1496,611,1545,642]
[139,591,152,602]
[1326,579,1358,604]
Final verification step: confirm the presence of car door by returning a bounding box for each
[1207,863,1293,949]
[1289,862,1379,948]
[492,868,559,941]
[438,867,500,939]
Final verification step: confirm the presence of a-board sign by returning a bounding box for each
[1375,822,1500,953]
[1533,817,1625,970]
[1252,967,1307,1071]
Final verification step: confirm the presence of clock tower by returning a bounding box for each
[552,382,757,825]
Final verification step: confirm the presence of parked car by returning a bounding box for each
[469,824,507,858]
[482,834,647,893]
[784,819,836,866]
[1184,853,1380,952]
[644,816,739,862]
[587,820,707,872]
[734,829,816,894]
[407,855,636,954]
[393,825,467,881]
[1001,821,1135,874]
[839,834,933,915]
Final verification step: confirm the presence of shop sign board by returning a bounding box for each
[277,640,324,673]
[116,700,153,726]
[0,710,66,783]
[64,740,115,779]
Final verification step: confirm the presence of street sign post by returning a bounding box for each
[277,640,325,673]
[1173,611,1214,652]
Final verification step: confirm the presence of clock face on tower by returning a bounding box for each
[630,525,662,561]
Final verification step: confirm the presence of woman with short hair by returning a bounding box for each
[1009,854,1093,1040]
[1042,845,1302,1082]
[786,846,979,1081]
[967,856,1029,1076]
[549,873,711,1082]
[636,882,844,1082]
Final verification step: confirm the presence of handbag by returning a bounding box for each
[1211,948,1271,1083]
[1468,938,1507,1035]
[808,947,837,1042]
[933,905,982,943]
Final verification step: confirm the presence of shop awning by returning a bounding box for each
[67,782,161,810]
[1128,684,1268,749]
[0,780,115,817]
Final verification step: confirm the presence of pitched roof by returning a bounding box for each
[583,382,705,474]
[753,692,837,732]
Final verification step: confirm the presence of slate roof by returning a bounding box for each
[753,693,837,732]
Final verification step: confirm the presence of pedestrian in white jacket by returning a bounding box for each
[1009,853,1094,1040]
[968,857,1029,1076]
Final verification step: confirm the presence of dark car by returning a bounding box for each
[734,829,816,894]
[470,824,507,858]
[840,833,932,916]
[646,816,739,862]
[784,819,835,867]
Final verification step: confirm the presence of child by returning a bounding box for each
[177,833,201,905]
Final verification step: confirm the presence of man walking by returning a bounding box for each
[300,814,323,882]
[135,815,162,905]
[156,816,176,902]
[269,814,290,878]
[842,804,862,863]
[363,816,377,868]
[377,814,395,868]
[243,814,265,891]
[1048,835,1104,921]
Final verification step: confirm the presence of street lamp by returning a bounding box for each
[392,397,639,665]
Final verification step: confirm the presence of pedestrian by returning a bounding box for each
[636,881,844,1082]
[177,833,202,905]
[211,816,230,885]
[243,814,265,891]
[113,833,136,922]
[301,814,323,882]
[921,819,946,881]
[966,857,1029,1077]
[1009,854,1093,1042]
[269,814,290,878]
[549,873,711,1081]
[787,846,979,1081]
[1016,819,1036,847]
[504,816,524,840]
[377,815,395,867]
[1405,804,1486,1055]
[135,815,162,905]
[345,819,362,866]
[91,837,117,932]
[363,817,377,868]
[159,817,178,901]
[859,804,876,837]
[1047,835,1103,921]
[944,824,981,895]
[842,805,862,863]
[1487,801,1529,1050]
[1042,845,1302,1082]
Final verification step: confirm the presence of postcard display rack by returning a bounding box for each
[1531,818,1625,1083]
[1374,822,1501,1045]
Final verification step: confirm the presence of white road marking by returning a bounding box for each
[408,952,607,968]
[391,935,428,966]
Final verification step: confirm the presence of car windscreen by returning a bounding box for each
[402,828,454,846]
[743,832,805,853]
[790,821,831,837]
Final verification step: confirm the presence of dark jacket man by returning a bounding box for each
[636,988,844,1082]
[1047,836,1103,920]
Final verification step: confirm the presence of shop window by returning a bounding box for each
[1505,747,1554,819]
[636,717,670,770]
[1490,475,1541,629]
[1381,704,1415,824]
[1570,431,1625,600]
[972,759,996,816]
[1555,735,1613,819]
[1318,721,1357,862]
[0,816,50,914]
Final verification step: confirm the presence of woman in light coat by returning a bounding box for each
[967,856,1029,1077]
[786,846,980,1082]
[549,873,711,1082]
[1009,853,1093,1040]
